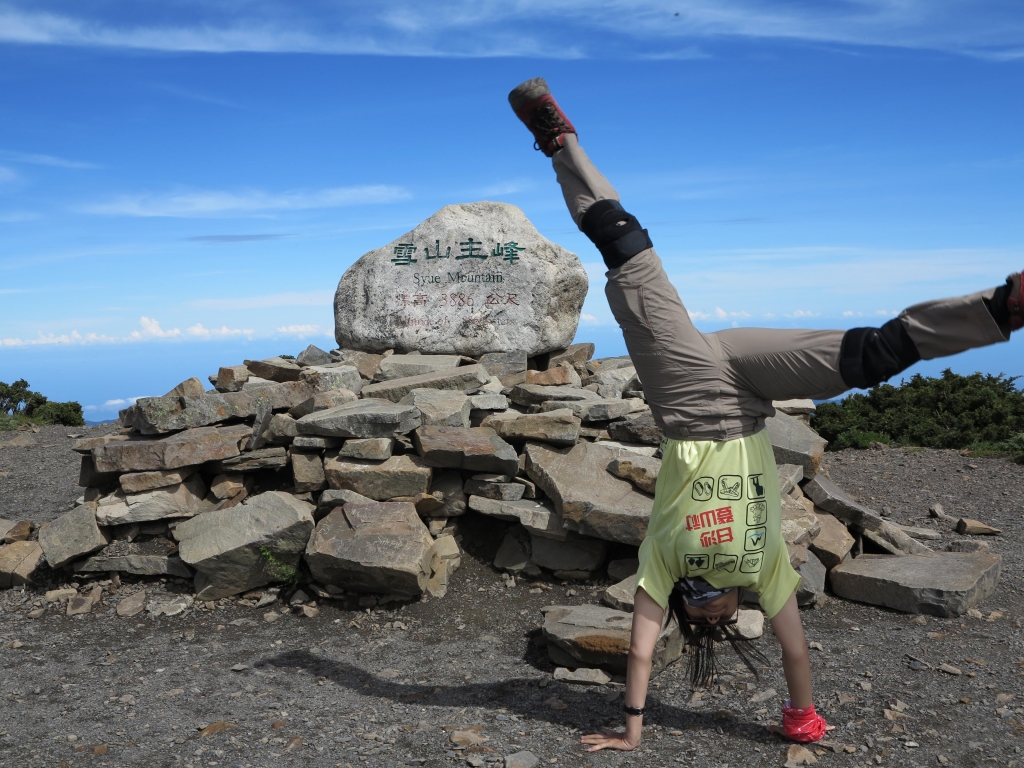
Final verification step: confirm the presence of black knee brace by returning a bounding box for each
[580,199,653,270]
[839,318,921,390]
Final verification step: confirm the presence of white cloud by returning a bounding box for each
[0,211,40,222]
[192,291,333,310]
[130,316,181,339]
[186,323,253,338]
[786,310,821,318]
[0,1,1020,60]
[79,185,410,218]
[579,313,600,324]
[3,316,252,347]
[276,324,328,337]
[0,150,98,169]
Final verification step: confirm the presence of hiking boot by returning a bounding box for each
[1008,270,1024,331]
[508,77,576,156]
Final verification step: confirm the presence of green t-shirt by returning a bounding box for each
[635,429,800,619]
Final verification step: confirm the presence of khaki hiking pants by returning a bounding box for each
[552,134,1010,442]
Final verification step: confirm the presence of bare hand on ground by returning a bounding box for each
[580,727,639,752]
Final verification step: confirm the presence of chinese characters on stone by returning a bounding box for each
[391,239,526,266]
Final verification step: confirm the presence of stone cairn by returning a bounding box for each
[0,200,1003,677]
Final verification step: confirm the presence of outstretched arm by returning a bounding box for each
[581,587,665,752]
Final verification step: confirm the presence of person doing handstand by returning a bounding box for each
[507,77,1023,752]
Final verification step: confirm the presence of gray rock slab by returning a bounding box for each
[830,552,1002,617]
[118,467,195,494]
[894,523,943,541]
[332,348,391,380]
[607,454,660,494]
[607,558,639,581]
[263,413,300,445]
[299,364,363,394]
[244,356,303,382]
[96,475,208,525]
[296,344,333,366]
[175,491,315,600]
[376,354,462,381]
[464,474,525,501]
[530,533,607,572]
[130,392,257,434]
[777,464,804,496]
[291,450,327,493]
[508,385,599,407]
[91,425,250,473]
[734,608,765,640]
[287,390,360,419]
[469,393,509,412]
[296,398,421,439]
[317,488,376,519]
[804,475,929,554]
[525,365,581,388]
[780,497,821,547]
[210,447,289,473]
[37,507,110,569]
[468,496,567,540]
[524,441,653,546]
[539,398,631,423]
[607,412,662,445]
[73,553,193,578]
[165,377,206,397]
[215,364,249,392]
[333,202,588,356]
[479,351,528,387]
[765,412,827,480]
[505,750,541,768]
[795,550,827,608]
[323,453,432,500]
[582,365,636,398]
[210,474,249,501]
[361,364,491,403]
[552,667,611,686]
[0,519,16,542]
[338,437,394,461]
[0,541,44,588]
[494,531,535,574]
[809,512,855,569]
[305,502,434,596]
[400,389,471,428]
[292,435,344,450]
[413,425,519,476]
[542,604,681,675]
[603,574,636,611]
[593,440,659,457]
[491,409,580,446]
[548,343,595,367]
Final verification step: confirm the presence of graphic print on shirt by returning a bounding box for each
[740,551,764,573]
[713,553,739,573]
[684,554,710,571]
[717,475,743,500]
[744,526,767,551]
[748,474,765,499]
[692,477,714,502]
[746,500,768,526]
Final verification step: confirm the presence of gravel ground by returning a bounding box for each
[1,430,1023,768]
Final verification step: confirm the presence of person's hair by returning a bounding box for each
[667,585,769,690]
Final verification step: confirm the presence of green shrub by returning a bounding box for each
[0,379,85,427]
[811,369,1024,458]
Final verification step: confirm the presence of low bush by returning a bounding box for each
[811,369,1024,460]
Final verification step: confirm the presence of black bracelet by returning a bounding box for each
[623,705,645,717]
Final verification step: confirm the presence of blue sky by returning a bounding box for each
[1,1,1022,420]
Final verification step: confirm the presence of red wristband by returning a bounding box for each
[781,702,828,743]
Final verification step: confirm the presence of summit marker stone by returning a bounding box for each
[333,202,588,357]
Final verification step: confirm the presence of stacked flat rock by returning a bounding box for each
[0,330,1002,680]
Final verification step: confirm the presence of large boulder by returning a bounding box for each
[333,202,588,357]
[0,542,44,588]
[829,552,1002,617]
[541,604,682,675]
[490,409,581,447]
[524,441,653,546]
[360,365,491,403]
[376,354,462,381]
[95,475,208,526]
[399,389,472,428]
[764,412,827,479]
[305,502,434,596]
[174,491,315,600]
